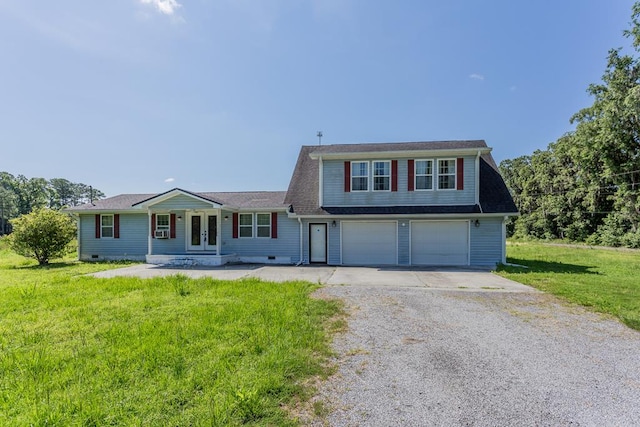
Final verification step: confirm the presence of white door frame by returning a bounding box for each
[309,223,327,263]
[187,211,219,252]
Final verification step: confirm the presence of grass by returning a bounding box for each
[497,240,640,330]
[0,238,341,425]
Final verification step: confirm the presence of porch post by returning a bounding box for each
[148,210,153,256]
[216,211,222,256]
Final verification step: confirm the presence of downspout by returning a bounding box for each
[296,217,304,266]
[502,215,508,264]
[148,210,152,260]
[76,214,81,261]
[475,150,482,212]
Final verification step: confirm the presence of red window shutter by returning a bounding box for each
[457,158,464,190]
[271,212,278,238]
[232,213,239,238]
[114,214,120,239]
[151,214,156,238]
[170,214,176,238]
[408,160,415,191]
[344,161,351,192]
[391,160,398,192]
[95,214,101,239]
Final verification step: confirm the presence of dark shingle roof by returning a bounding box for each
[68,190,288,211]
[308,140,488,154]
[479,155,518,214]
[285,141,518,216]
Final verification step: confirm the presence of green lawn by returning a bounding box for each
[0,238,340,425]
[497,241,640,330]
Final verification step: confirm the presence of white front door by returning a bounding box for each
[187,213,218,251]
[309,223,327,263]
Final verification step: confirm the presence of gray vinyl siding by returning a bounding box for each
[222,211,299,260]
[79,213,147,260]
[469,217,503,266]
[151,194,214,211]
[150,210,186,254]
[322,157,476,206]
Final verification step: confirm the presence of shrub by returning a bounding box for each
[7,208,76,265]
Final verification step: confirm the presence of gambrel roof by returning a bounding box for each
[284,140,518,216]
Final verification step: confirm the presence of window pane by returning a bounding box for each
[257,227,270,238]
[102,227,113,238]
[416,176,433,190]
[101,215,113,226]
[239,214,252,226]
[257,213,270,225]
[439,160,453,174]
[374,176,389,191]
[439,175,455,189]
[373,161,389,176]
[239,227,252,238]
[352,177,368,191]
[157,214,169,227]
[208,216,217,245]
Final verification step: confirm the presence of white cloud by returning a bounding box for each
[139,0,182,16]
[164,177,175,183]
[469,73,485,81]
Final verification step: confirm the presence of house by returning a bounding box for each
[66,140,518,267]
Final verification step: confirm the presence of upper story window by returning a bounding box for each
[372,161,391,191]
[438,159,456,190]
[415,160,433,190]
[156,214,170,231]
[256,213,271,238]
[239,213,253,237]
[101,214,113,238]
[351,161,369,191]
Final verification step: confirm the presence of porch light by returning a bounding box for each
[331,220,336,227]
[474,219,480,228]
[224,216,229,221]
[177,215,182,221]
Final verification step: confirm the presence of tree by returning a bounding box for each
[7,208,76,265]
[500,2,640,247]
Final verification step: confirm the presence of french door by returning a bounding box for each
[187,212,217,251]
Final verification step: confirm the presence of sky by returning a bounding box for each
[0,0,637,197]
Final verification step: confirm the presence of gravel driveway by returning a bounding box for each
[309,284,640,426]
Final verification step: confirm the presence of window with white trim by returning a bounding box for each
[372,161,390,191]
[256,213,271,238]
[351,161,369,191]
[415,159,433,190]
[101,214,114,238]
[239,213,253,238]
[438,159,456,189]
[156,214,170,231]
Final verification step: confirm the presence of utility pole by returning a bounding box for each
[317,131,323,145]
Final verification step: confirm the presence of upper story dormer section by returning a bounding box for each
[308,141,492,207]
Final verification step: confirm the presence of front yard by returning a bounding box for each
[0,239,340,426]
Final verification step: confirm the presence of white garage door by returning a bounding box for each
[411,221,469,266]
[342,221,397,265]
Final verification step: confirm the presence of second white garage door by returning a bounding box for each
[411,221,469,265]
[342,221,397,265]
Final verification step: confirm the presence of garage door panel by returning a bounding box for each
[411,221,468,266]
[342,222,397,265]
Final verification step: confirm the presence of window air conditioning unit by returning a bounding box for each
[155,229,169,239]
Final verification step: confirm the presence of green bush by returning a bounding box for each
[7,208,76,265]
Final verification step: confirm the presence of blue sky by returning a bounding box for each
[0,1,636,197]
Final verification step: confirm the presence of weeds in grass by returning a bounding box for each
[498,241,640,331]
[0,239,341,425]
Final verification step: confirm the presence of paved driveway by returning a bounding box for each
[90,264,534,292]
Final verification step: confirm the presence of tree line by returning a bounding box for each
[499,3,640,248]
[0,172,104,235]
